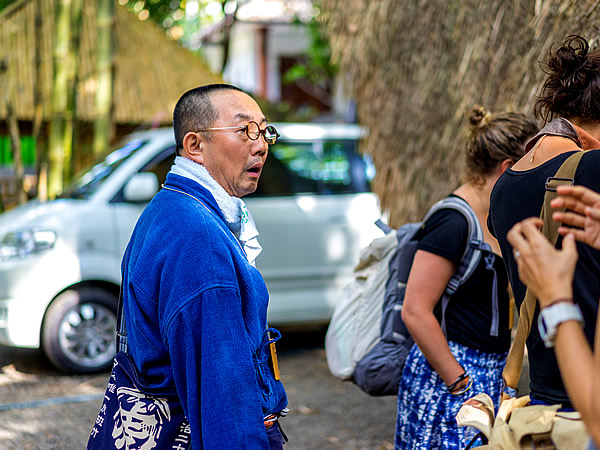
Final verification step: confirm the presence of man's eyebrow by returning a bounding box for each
[234,113,267,124]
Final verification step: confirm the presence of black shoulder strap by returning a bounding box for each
[116,245,131,354]
[422,196,491,336]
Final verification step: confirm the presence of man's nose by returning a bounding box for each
[251,135,268,155]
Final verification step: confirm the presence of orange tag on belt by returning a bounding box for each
[269,342,281,380]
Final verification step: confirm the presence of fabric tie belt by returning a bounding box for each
[264,407,289,429]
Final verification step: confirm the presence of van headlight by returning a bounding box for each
[0,229,57,261]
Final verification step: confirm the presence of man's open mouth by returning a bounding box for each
[247,164,262,175]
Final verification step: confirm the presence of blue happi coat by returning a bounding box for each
[121,172,287,449]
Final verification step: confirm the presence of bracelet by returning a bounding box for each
[450,376,473,396]
[542,297,574,309]
[447,371,468,393]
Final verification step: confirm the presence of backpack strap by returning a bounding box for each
[502,150,586,392]
[423,196,491,336]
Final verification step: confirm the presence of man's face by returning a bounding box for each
[198,90,269,197]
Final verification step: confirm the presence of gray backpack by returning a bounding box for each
[326,196,498,396]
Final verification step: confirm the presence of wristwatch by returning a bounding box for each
[538,302,584,348]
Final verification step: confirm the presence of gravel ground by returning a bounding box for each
[0,330,529,449]
[0,331,397,449]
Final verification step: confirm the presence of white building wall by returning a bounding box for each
[266,23,310,102]
[201,45,224,75]
[200,18,350,119]
[212,21,310,102]
[222,22,258,93]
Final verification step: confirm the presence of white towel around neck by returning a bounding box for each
[170,156,262,266]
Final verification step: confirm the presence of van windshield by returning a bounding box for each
[59,139,147,199]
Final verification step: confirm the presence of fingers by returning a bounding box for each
[554,185,600,212]
[508,217,558,264]
[509,218,579,304]
[557,225,588,243]
[550,195,587,215]
[507,218,543,257]
[508,219,544,292]
[586,206,600,221]
[561,233,579,266]
[553,210,586,229]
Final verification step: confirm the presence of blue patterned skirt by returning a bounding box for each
[395,341,507,449]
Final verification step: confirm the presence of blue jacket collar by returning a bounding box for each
[163,172,227,224]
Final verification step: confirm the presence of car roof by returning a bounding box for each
[126,122,368,143]
[270,123,368,141]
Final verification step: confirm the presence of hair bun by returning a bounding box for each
[549,35,590,78]
[468,105,490,130]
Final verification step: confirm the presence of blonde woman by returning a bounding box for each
[395,106,537,448]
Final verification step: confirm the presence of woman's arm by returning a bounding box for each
[507,218,600,444]
[401,250,466,388]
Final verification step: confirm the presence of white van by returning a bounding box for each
[0,123,382,373]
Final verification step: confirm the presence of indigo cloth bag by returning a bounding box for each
[87,271,191,449]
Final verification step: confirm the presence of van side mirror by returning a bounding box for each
[123,173,159,202]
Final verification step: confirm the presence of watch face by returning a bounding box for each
[537,303,583,348]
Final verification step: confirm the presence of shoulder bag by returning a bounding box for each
[87,254,191,449]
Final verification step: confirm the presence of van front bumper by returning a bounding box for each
[0,250,81,349]
[0,296,45,348]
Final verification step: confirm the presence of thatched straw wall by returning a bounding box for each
[0,0,221,125]
[320,0,600,226]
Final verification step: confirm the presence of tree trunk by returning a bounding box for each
[48,0,72,199]
[33,0,47,201]
[1,45,26,206]
[219,0,239,75]
[6,102,27,204]
[93,0,114,157]
[65,0,83,181]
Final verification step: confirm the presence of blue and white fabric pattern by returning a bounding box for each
[395,340,507,449]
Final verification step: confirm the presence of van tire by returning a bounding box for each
[41,288,117,374]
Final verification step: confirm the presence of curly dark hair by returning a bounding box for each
[464,105,538,185]
[535,35,600,123]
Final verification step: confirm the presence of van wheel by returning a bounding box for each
[42,288,117,374]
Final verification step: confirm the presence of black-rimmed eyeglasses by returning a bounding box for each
[196,121,280,145]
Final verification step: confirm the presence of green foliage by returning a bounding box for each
[120,0,225,42]
[122,0,186,28]
[283,13,338,88]
[0,0,18,13]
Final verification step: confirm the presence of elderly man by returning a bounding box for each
[91,84,288,449]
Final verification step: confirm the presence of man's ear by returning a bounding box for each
[500,158,514,173]
[181,132,205,163]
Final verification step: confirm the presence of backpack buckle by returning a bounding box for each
[469,239,481,249]
[545,177,574,192]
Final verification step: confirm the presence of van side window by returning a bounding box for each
[140,146,176,185]
[111,146,175,203]
[61,139,148,200]
[252,140,369,196]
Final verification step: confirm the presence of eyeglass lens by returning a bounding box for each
[246,122,278,144]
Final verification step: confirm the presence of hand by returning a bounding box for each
[507,217,578,308]
[551,185,600,250]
